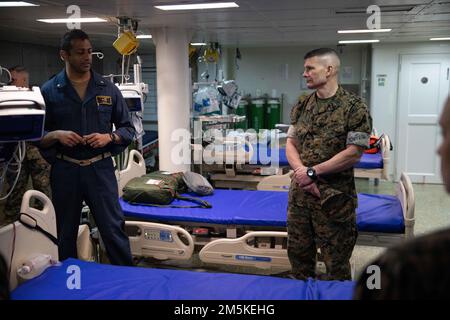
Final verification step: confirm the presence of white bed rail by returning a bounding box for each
[117,149,146,197]
[256,171,292,191]
[125,221,195,261]
[381,134,390,180]
[199,231,290,271]
[354,134,391,181]
[0,190,59,290]
[77,224,95,261]
[397,172,415,239]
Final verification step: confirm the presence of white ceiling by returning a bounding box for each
[0,0,449,49]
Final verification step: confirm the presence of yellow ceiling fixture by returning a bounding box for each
[113,31,139,55]
[203,43,220,64]
[113,17,140,56]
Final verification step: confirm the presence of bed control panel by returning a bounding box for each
[125,221,194,261]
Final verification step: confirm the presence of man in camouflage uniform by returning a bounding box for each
[2,66,51,222]
[286,48,372,280]
[354,97,450,299]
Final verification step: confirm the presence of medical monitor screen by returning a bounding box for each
[0,115,43,141]
[125,98,142,112]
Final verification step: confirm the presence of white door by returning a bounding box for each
[397,54,450,183]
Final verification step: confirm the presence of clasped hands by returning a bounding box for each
[58,131,112,149]
[292,166,321,198]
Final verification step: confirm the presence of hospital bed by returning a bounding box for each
[203,133,288,189]
[205,134,391,189]
[10,258,354,300]
[0,191,354,300]
[117,151,414,271]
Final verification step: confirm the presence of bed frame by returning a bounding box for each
[119,151,415,244]
[202,133,390,189]
[115,150,414,271]
[198,171,414,271]
[0,190,58,290]
[354,134,391,182]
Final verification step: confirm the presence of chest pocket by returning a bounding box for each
[97,104,112,132]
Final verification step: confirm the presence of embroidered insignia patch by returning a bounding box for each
[96,96,112,105]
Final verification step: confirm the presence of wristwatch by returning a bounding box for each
[306,167,317,180]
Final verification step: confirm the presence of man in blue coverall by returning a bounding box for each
[40,29,134,265]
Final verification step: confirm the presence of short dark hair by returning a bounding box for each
[304,48,338,60]
[60,29,90,52]
[8,65,27,73]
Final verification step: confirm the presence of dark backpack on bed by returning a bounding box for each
[122,171,212,208]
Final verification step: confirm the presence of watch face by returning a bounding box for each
[307,169,313,176]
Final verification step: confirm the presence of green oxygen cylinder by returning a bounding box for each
[250,98,265,131]
[266,98,281,129]
[235,99,248,130]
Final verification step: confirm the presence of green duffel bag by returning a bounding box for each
[153,171,188,194]
[122,171,211,208]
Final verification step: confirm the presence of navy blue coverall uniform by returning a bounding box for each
[41,69,134,265]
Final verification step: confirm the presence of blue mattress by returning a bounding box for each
[355,152,383,169]
[121,190,405,233]
[253,147,383,169]
[11,258,354,300]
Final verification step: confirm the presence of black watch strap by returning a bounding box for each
[307,167,317,180]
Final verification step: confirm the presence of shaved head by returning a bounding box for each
[318,53,340,76]
[304,48,340,76]
[303,48,341,90]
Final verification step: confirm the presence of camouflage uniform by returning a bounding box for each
[3,143,51,219]
[287,86,372,280]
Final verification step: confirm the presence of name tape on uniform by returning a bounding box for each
[96,95,112,106]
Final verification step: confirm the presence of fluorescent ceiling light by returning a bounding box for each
[338,29,391,34]
[155,2,239,10]
[37,18,107,23]
[430,37,450,41]
[0,1,38,7]
[339,40,380,44]
[190,42,207,46]
[136,35,152,39]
